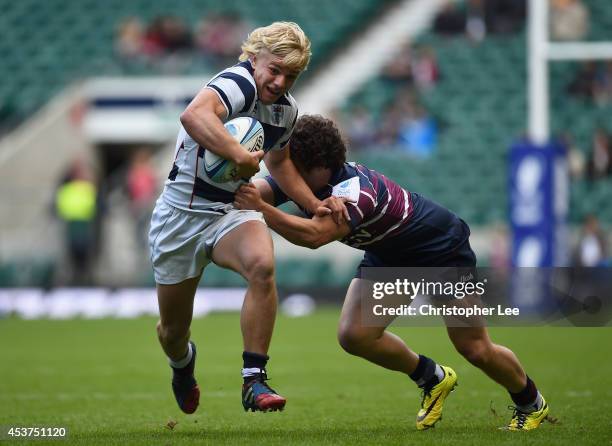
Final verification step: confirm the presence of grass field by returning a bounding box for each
[1,308,611,445]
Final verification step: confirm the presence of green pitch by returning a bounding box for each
[1,308,610,445]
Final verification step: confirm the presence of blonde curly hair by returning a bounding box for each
[239,22,311,72]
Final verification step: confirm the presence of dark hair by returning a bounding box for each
[289,115,346,172]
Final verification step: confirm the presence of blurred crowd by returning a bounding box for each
[336,43,440,156]
[564,127,612,182]
[114,13,250,72]
[336,0,533,155]
[567,61,612,106]
[432,0,526,43]
[431,0,590,43]
[52,150,159,286]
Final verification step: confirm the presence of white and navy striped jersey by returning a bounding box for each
[162,60,299,213]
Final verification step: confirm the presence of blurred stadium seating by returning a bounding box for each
[0,0,395,131]
[345,0,612,225]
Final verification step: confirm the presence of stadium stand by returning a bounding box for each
[344,0,612,226]
[0,0,609,288]
[0,0,395,132]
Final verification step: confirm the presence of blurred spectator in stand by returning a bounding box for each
[126,149,158,250]
[376,104,403,146]
[484,0,526,34]
[142,17,167,57]
[435,0,525,39]
[160,16,193,54]
[195,12,249,67]
[466,0,487,43]
[115,17,146,62]
[385,89,437,157]
[586,128,611,180]
[560,132,586,179]
[574,214,607,266]
[54,158,100,285]
[433,1,467,36]
[141,15,193,73]
[550,0,589,41]
[593,61,612,106]
[381,42,414,86]
[567,61,598,100]
[412,46,440,90]
[397,104,437,158]
[344,106,377,151]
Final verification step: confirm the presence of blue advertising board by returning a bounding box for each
[509,140,569,267]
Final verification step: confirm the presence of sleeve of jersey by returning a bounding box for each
[264,176,290,207]
[346,190,376,231]
[205,71,256,118]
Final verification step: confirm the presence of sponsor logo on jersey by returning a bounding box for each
[332,176,360,202]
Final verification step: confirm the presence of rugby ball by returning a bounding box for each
[203,117,265,183]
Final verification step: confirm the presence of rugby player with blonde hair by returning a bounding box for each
[149,22,347,414]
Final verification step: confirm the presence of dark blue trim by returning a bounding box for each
[237,60,254,75]
[220,73,256,113]
[198,145,230,179]
[193,178,235,203]
[264,176,289,206]
[92,98,158,107]
[246,116,259,138]
[168,163,179,181]
[329,163,353,185]
[275,95,292,107]
[260,122,287,150]
[208,85,233,116]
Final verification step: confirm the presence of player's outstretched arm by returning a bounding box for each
[264,147,321,212]
[180,88,261,179]
[251,178,276,206]
[235,183,351,249]
[264,147,348,223]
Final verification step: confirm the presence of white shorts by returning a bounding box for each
[148,197,265,285]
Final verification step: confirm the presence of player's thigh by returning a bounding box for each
[211,220,274,277]
[339,278,389,339]
[157,273,201,329]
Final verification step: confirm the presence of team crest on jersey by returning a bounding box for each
[272,104,284,125]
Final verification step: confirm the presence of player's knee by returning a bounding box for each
[455,340,491,367]
[244,255,275,287]
[157,320,188,345]
[337,324,370,355]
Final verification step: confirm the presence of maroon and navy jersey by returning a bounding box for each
[266,162,474,265]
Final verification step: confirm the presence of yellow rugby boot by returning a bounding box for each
[505,396,549,431]
[416,365,458,430]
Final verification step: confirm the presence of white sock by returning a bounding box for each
[242,367,264,379]
[169,342,193,369]
[434,364,445,382]
[518,391,543,413]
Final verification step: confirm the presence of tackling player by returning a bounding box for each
[149,24,346,415]
[234,115,550,430]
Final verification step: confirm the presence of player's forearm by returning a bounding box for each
[265,156,319,213]
[180,108,248,165]
[259,202,321,249]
